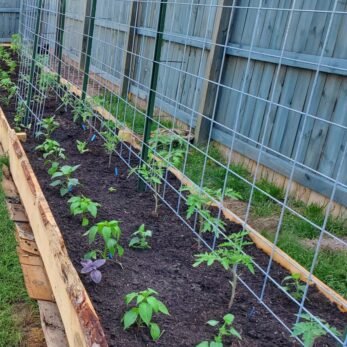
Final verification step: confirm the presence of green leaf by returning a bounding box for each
[50,179,62,187]
[60,187,69,196]
[223,314,234,325]
[150,322,161,341]
[139,302,152,326]
[229,327,242,340]
[157,301,169,315]
[210,342,223,347]
[147,297,159,312]
[207,320,219,327]
[123,309,138,329]
[88,204,98,217]
[82,217,89,227]
[196,342,209,347]
[125,292,137,305]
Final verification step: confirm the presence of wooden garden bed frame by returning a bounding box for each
[0,106,108,347]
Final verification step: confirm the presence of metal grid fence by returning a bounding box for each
[15,0,347,345]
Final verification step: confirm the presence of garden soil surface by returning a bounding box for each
[1,55,346,347]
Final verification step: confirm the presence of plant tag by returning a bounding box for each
[81,124,87,131]
[114,167,119,177]
[90,134,96,142]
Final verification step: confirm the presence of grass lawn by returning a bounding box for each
[0,157,41,346]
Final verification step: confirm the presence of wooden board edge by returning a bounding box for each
[0,106,108,347]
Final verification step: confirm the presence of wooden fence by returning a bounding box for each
[0,0,20,42]
[41,0,347,208]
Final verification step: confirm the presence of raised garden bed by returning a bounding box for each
[0,46,346,346]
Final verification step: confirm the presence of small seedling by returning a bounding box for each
[194,231,254,309]
[0,77,17,104]
[36,116,59,139]
[35,139,66,163]
[101,126,119,167]
[204,187,243,202]
[292,314,341,347]
[48,161,60,177]
[68,195,100,226]
[84,220,123,260]
[282,273,306,300]
[129,224,152,249]
[72,99,93,124]
[14,101,26,132]
[129,154,164,214]
[38,71,58,94]
[57,90,74,112]
[80,259,105,284]
[50,164,80,196]
[182,186,226,246]
[123,288,169,341]
[108,186,117,193]
[76,140,89,154]
[197,313,241,347]
[11,34,22,53]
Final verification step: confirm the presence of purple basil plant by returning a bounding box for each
[80,259,106,284]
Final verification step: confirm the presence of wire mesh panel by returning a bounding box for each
[15,0,347,345]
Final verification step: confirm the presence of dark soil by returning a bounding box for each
[1,50,346,347]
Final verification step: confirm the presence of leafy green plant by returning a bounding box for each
[282,273,306,300]
[0,77,17,104]
[129,154,164,214]
[57,90,74,112]
[36,116,59,139]
[84,220,123,260]
[72,99,93,124]
[35,139,66,163]
[123,288,169,341]
[129,224,152,249]
[68,195,100,226]
[76,140,89,154]
[292,314,341,347]
[50,165,80,196]
[11,34,22,53]
[101,126,119,167]
[194,231,254,309]
[47,161,60,177]
[38,71,58,94]
[13,101,26,132]
[197,313,241,347]
[182,186,226,246]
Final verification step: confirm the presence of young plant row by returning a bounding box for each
[16,54,342,346]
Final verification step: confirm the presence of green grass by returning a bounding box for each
[262,229,347,297]
[0,157,37,346]
[93,92,174,135]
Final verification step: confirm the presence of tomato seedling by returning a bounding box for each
[197,313,241,347]
[194,231,254,309]
[292,313,341,347]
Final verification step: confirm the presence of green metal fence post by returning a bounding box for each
[55,0,66,83]
[138,0,168,191]
[80,0,97,101]
[25,0,43,122]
